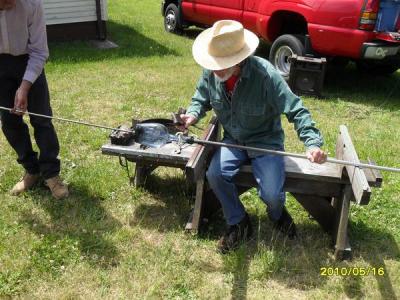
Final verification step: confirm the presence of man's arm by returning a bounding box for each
[181,70,212,128]
[268,70,326,163]
[14,0,49,115]
[24,0,49,83]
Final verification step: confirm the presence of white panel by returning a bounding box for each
[43,0,108,25]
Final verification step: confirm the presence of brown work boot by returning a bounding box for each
[10,173,40,196]
[45,176,69,200]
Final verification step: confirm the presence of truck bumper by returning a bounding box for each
[361,42,400,60]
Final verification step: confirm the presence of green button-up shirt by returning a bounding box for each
[187,56,323,155]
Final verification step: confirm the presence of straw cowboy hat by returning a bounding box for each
[192,20,259,71]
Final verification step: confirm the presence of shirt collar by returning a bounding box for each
[239,57,251,79]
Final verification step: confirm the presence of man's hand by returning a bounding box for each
[179,114,198,130]
[13,80,32,116]
[307,147,327,164]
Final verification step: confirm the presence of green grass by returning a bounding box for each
[0,0,399,298]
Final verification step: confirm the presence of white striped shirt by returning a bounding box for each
[0,0,49,83]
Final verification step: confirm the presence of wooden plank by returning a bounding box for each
[234,172,342,198]
[189,177,206,233]
[338,125,371,205]
[240,158,368,186]
[284,178,342,198]
[185,116,219,182]
[366,159,383,188]
[335,129,345,175]
[236,156,378,186]
[101,141,195,166]
[239,158,343,183]
[334,185,352,260]
[133,163,156,188]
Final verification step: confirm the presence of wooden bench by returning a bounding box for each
[185,118,382,260]
[102,117,382,260]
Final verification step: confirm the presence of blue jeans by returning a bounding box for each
[206,139,286,225]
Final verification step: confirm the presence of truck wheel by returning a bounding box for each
[269,34,305,80]
[356,60,400,75]
[164,3,182,34]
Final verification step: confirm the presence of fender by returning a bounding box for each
[253,0,314,41]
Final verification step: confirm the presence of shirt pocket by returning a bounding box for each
[239,102,267,130]
[210,98,224,111]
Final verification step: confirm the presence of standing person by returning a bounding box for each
[0,0,68,199]
[180,20,327,253]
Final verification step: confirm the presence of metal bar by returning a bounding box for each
[1,105,398,173]
[191,138,400,173]
[0,106,132,133]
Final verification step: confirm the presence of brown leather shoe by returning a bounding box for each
[10,173,40,196]
[45,176,69,200]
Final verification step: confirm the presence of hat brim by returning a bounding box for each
[192,27,259,71]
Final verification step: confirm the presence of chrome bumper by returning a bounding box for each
[362,42,400,59]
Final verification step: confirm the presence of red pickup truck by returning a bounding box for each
[161,0,400,78]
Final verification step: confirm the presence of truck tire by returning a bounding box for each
[356,60,400,75]
[269,34,305,80]
[164,3,183,34]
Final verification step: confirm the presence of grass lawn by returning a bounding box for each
[0,0,399,298]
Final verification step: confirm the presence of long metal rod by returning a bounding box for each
[191,138,400,173]
[1,105,399,173]
[0,106,133,133]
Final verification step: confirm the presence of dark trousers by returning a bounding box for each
[0,54,60,179]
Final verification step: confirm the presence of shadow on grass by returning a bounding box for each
[18,183,121,276]
[123,167,399,299]
[180,27,204,40]
[48,20,179,64]
[129,172,194,232]
[204,216,333,299]
[214,216,400,300]
[342,220,400,300]
[323,65,400,110]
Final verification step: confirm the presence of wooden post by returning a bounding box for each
[337,125,371,205]
[133,163,156,188]
[185,116,219,232]
[334,185,352,260]
[185,170,205,232]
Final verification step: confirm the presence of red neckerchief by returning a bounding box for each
[225,74,239,95]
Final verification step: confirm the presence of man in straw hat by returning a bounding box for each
[180,20,327,253]
[0,0,68,199]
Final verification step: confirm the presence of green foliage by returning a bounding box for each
[0,271,26,296]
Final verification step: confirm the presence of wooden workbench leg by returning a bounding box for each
[133,163,156,188]
[334,185,352,260]
[185,176,205,233]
